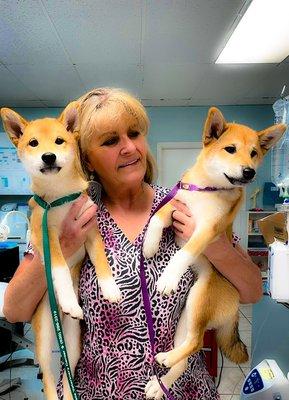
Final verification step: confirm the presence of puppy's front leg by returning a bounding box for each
[143,201,175,258]
[157,226,217,295]
[46,228,83,319]
[85,229,121,303]
[145,307,188,399]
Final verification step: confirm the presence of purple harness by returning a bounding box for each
[140,181,231,399]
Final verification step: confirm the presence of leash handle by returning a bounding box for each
[35,193,82,399]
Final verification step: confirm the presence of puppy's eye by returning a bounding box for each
[55,137,65,145]
[251,150,258,158]
[29,139,38,147]
[224,146,236,154]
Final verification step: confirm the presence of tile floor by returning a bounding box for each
[0,306,252,399]
[218,304,252,400]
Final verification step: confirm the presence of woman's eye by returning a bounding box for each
[251,150,258,158]
[102,137,118,146]
[129,130,140,138]
[224,146,236,154]
[29,139,38,147]
[55,137,65,145]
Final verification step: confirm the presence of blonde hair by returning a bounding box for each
[76,87,157,184]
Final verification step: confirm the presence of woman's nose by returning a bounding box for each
[120,138,136,154]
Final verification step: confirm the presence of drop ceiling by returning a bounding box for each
[0,0,288,107]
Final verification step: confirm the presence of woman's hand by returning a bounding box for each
[170,199,195,241]
[60,194,98,259]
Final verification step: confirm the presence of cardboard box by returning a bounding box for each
[257,212,288,246]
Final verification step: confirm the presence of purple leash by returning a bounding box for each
[140,182,179,400]
[140,181,231,399]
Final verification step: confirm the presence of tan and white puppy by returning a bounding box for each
[1,104,121,400]
[143,107,286,399]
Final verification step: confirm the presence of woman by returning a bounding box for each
[3,88,262,399]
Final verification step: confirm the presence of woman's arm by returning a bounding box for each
[3,252,47,323]
[3,195,98,323]
[203,233,263,304]
[171,199,263,304]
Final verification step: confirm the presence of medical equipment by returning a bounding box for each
[0,210,30,243]
[268,239,289,302]
[240,359,289,399]
[268,96,289,302]
[271,95,289,199]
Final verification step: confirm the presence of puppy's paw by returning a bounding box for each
[143,237,159,259]
[156,269,179,295]
[145,376,164,399]
[60,300,83,320]
[143,216,164,258]
[155,351,175,368]
[99,278,122,303]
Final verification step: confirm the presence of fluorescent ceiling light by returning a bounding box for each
[216,0,289,64]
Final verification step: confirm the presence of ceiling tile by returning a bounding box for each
[141,63,205,99]
[8,63,84,102]
[75,63,142,95]
[143,0,245,64]
[42,0,142,64]
[0,1,69,65]
[243,62,289,100]
[0,64,41,106]
[192,64,276,104]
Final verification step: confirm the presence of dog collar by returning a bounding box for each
[178,181,233,192]
[33,192,82,210]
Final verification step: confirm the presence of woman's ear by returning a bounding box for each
[202,107,227,146]
[59,101,79,133]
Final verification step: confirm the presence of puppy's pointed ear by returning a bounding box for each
[59,101,79,134]
[1,108,28,147]
[202,107,227,146]
[258,123,287,154]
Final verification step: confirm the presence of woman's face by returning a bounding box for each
[86,109,148,190]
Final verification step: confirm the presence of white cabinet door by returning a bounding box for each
[157,142,247,248]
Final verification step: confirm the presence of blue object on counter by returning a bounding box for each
[0,241,18,249]
[263,182,282,207]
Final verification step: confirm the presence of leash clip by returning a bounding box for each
[181,183,190,190]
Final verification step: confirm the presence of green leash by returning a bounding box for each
[33,192,82,399]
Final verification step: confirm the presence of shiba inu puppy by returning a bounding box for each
[1,104,121,400]
[143,107,286,399]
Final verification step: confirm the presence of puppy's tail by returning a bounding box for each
[216,315,248,364]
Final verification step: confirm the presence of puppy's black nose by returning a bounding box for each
[242,167,255,181]
[42,152,56,166]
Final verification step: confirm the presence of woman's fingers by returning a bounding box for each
[65,194,89,221]
[170,199,192,217]
[172,210,189,225]
[170,201,195,241]
[81,214,98,233]
[76,203,98,230]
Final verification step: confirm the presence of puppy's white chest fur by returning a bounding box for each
[175,188,240,227]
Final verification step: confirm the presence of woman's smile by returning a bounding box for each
[118,158,140,169]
